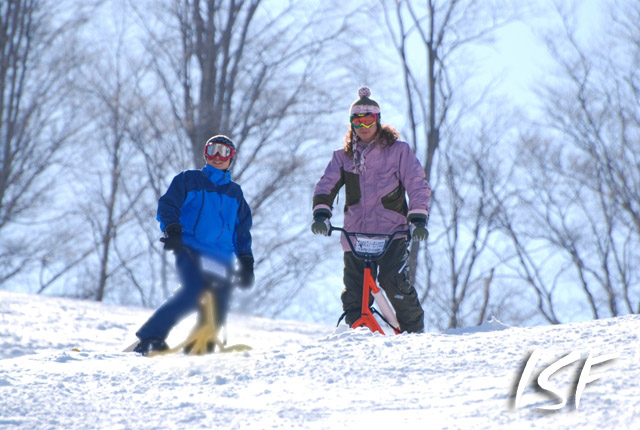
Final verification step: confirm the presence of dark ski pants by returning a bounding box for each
[341,239,424,333]
[136,249,232,341]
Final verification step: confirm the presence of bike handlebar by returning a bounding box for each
[328,226,410,260]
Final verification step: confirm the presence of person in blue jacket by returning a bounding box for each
[133,135,254,355]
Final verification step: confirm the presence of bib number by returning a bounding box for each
[201,256,228,279]
[354,236,386,255]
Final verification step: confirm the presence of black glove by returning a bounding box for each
[408,215,429,242]
[311,208,331,236]
[237,255,255,289]
[160,223,183,252]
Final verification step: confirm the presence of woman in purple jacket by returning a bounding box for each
[311,87,431,333]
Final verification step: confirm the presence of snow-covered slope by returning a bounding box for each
[0,290,638,429]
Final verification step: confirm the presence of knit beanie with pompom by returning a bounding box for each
[349,86,381,118]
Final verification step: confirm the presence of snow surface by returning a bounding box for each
[0,290,638,430]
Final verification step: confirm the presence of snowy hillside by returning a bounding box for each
[0,290,638,430]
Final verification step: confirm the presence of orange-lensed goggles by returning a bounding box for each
[350,113,377,129]
[204,142,236,161]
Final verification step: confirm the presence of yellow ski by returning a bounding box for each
[125,290,251,356]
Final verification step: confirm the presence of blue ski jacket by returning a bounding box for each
[157,164,252,264]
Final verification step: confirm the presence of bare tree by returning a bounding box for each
[123,89,183,305]
[0,0,99,288]
[494,133,567,324]
[378,0,521,327]
[128,0,356,316]
[75,65,141,301]
[29,1,165,304]
[504,0,640,321]
[422,115,536,329]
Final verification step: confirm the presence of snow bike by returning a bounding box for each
[329,226,409,335]
[155,289,251,357]
[124,253,251,357]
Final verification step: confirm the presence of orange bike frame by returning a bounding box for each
[350,266,386,334]
[350,264,401,335]
[329,226,407,336]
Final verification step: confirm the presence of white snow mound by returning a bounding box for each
[0,290,638,429]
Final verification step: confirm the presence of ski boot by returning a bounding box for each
[133,338,169,356]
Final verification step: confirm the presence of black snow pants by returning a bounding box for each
[341,238,424,333]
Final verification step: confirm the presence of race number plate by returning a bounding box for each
[354,236,386,255]
[201,256,228,278]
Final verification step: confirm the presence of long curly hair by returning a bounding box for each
[343,123,400,157]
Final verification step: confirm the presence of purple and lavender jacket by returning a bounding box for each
[312,139,431,251]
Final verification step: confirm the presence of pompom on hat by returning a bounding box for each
[349,86,381,117]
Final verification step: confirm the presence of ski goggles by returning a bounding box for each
[350,113,377,129]
[204,142,236,161]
